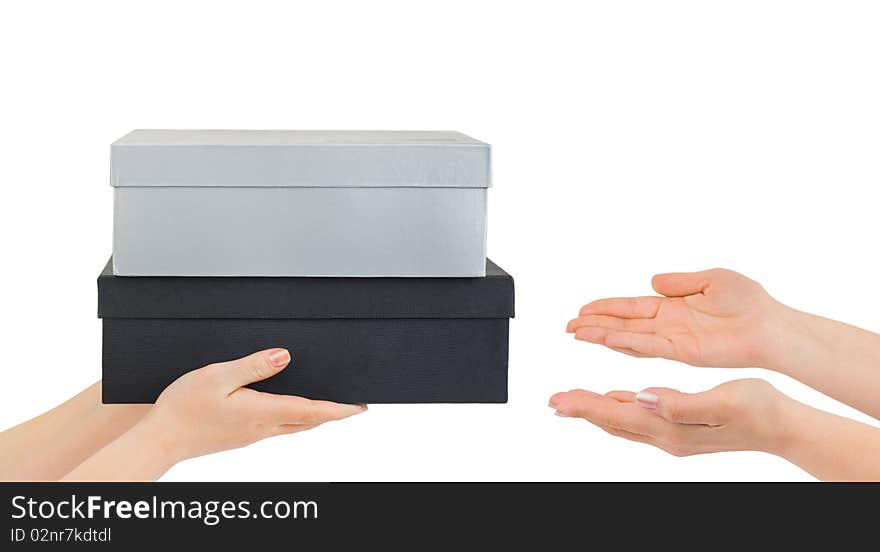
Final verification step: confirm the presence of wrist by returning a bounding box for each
[757,391,807,459]
[128,410,184,471]
[756,302,821,375]
[61,411,181,482]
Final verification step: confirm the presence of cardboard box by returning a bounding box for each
[111,130,491,277]
[98,258,514,403]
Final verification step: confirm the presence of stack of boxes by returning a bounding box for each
[98,130,514,403]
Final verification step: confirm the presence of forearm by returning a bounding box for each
[61,417,178,481]
[771,395,880,481]
[763,305,880,419]
[0,382,151,480]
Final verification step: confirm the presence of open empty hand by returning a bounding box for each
[558,267,880,479]
[566,269,782,368]
[549,379,786,457]
[550,378,880,480]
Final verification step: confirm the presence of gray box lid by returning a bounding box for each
[111,130,491,188]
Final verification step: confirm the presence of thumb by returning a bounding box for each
[635,387,724,425]
[651,270,712,297]
[211,348,291,391]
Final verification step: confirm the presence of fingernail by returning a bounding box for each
[268,349,291,368]
[554,410,571,417]
[636,391,658,410]
[346,404,368,414]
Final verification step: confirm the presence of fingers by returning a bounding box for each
[252,392,368,425]
[604,331,677,358]
[570,287,673,362]
[651,270,712,297]
[578,297,661,319]
[549,387,716,457]
[207,348,291,390]
[270,423,322,436]
[571,325,608,343]
[551,382,756,457]
[574,269,721,324]
[605,390,636,403]
[635,387,726,425]
[608,347,652,358]
[602,426,657,446]
[574,325,676,358]
[573,297,666,356]
[557,386,725,426]
[549,389,667,436]
[567,315,655,334]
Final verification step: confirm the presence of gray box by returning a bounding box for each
[111,130,491,277]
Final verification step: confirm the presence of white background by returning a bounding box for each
[1,1,878,481]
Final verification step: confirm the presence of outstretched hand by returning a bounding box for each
[567,268,782,368]
[62,349,367,480]
[549,379,786,457]
[146,348,368,463]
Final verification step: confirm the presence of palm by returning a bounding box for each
[648,295,763,366]
[568,269,776,367]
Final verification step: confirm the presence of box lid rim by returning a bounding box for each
[113,129,489,146]
[98,258,515,320]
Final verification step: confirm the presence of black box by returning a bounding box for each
[98,259,514,403]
